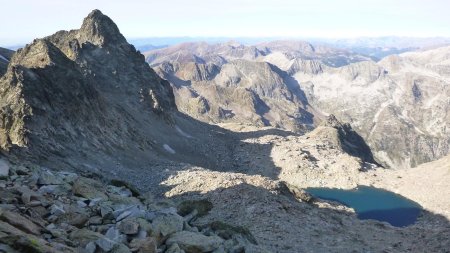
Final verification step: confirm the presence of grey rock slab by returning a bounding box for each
[68,228,103,247]
[85,241,97,253]
[100,204,114,219]
[107,185,132,197]
[0,208,42,235]
[72,177,107,199]
[129,238,157,253]
[96,227,127,252]
[0,159,9,179]
[88,197,103,207]
[166,231,224,253]
[114,205,145,221]
[111,243,132,253]
[151,213,184,237]
[166,243,184,253]
[77,200,88,208]
[116,210,133,222]
[117,219,139,235]
[50,204,66,216]
[37,169,64,185]
[89,216,103,225]
[96,237,118,252]
[18,186,42,205]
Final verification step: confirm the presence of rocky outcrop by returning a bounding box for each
[156,59,319,131]
[294,47,450,169]
[0,10,173,151]
[316,115,377,164]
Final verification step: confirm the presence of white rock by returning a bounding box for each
[0,159,10,178]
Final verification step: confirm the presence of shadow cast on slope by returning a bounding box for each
[336,123,381,166]
[160,112,296,180]
[269,63,315,125]
[166,183,450,253]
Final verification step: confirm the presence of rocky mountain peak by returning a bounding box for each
[320,114,343,128]
[316,115,378,164]
[10,39,70,69]
[78,9,127,46]
[0,9,181,166]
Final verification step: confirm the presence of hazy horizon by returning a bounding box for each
[2,0,450,46]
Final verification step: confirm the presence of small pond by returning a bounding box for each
[306,185,422,227]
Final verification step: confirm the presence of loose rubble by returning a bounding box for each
[0,163,267,253]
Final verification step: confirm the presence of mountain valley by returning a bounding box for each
[148,41,450,170]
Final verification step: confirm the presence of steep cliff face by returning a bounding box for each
[0,10,235,183]
[155,59,319,131]
[294,47,450,169]
[0,10,174,152]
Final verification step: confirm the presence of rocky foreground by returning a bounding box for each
[0,161,268,253]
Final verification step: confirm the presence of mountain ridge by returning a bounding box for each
[0,10,237,186]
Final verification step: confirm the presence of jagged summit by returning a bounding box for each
[10,39,71,68]
[320,114,343,128]
[313,115,378,165]
[78,9,127,46]
[0,10,233,180]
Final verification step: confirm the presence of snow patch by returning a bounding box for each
[414,126,425,135]
[368,101,391,138]
[175,125,192,138]
[163,144,176,154]
[0,54,9,62]
[372,101,391,123]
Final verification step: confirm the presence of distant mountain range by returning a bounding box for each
[147,40,450,169]
[6,36,450,60]
[132,36,450,59]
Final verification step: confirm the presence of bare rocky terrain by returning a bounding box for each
[0,9,449,253]
[162,122,450,253]
[294,47,450,169]
[148,40,450,169]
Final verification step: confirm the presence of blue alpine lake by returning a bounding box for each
[305,185,422,227]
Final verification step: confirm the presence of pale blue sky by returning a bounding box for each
[1,0,449,45]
